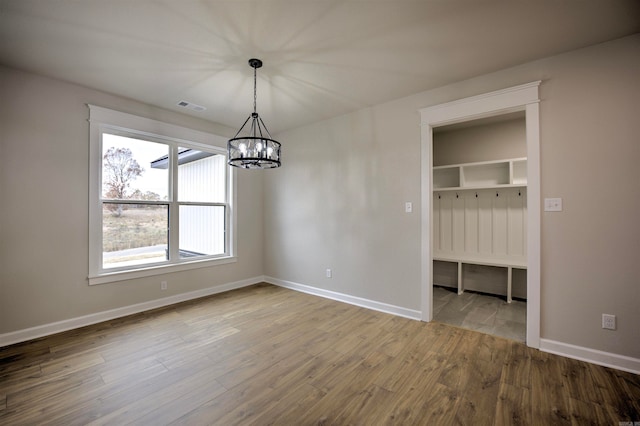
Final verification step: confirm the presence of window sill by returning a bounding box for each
[88,256,237,285]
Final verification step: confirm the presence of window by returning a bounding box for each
[88,106,235,284]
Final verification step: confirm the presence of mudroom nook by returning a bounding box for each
[431,112,528,341]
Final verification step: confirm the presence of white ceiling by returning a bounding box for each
[1,0,638,134]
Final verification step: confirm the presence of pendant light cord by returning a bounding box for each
[253,64,257,115]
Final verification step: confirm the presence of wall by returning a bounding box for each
[264,34,640,360]
[433,116,526,166]
[0,66,265,335]
[264,107,422,311]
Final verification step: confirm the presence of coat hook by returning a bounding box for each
[438,194,441,199]
[496,192,499,197]
[518,190,521,196]
[456,193,459,199]
[475,192,478,198]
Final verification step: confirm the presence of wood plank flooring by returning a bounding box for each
[1,283,639,425]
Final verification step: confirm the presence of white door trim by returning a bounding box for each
[419,81,541,348]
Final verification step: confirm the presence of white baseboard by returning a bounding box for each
[0,276,263,348]
[264,276,422,321]
[540,338,640,375]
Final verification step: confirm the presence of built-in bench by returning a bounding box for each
[433,253,527,303]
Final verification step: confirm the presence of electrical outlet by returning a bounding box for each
[602,314,616,330]
[326,269,332,278]
[161,281,168,290]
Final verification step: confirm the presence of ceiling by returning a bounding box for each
[1,1,638,134]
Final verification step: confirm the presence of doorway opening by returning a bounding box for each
[419,82,541,348]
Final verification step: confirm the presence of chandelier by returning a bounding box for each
[227,58,281,169]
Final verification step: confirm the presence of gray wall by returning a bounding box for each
[433,116,526,166]
[264,34,640,359]
[0,66,265,334]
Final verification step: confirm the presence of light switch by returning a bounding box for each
[405,202,412,213]
[544,198,563,212]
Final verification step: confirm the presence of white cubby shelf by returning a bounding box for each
[433,157,527,191]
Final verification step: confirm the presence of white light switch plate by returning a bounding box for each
[405,202,412,213]
[544,198,562,212]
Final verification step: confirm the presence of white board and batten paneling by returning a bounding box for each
[433,187,527,262]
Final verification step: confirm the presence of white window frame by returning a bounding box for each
[88,105,236,285]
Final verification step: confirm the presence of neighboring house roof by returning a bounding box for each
[150,148,216,169]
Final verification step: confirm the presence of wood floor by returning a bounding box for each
[1,284,639,425]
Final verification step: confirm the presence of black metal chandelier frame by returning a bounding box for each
[227,58,281,169]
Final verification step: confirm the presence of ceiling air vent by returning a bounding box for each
[176,100,206,112]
